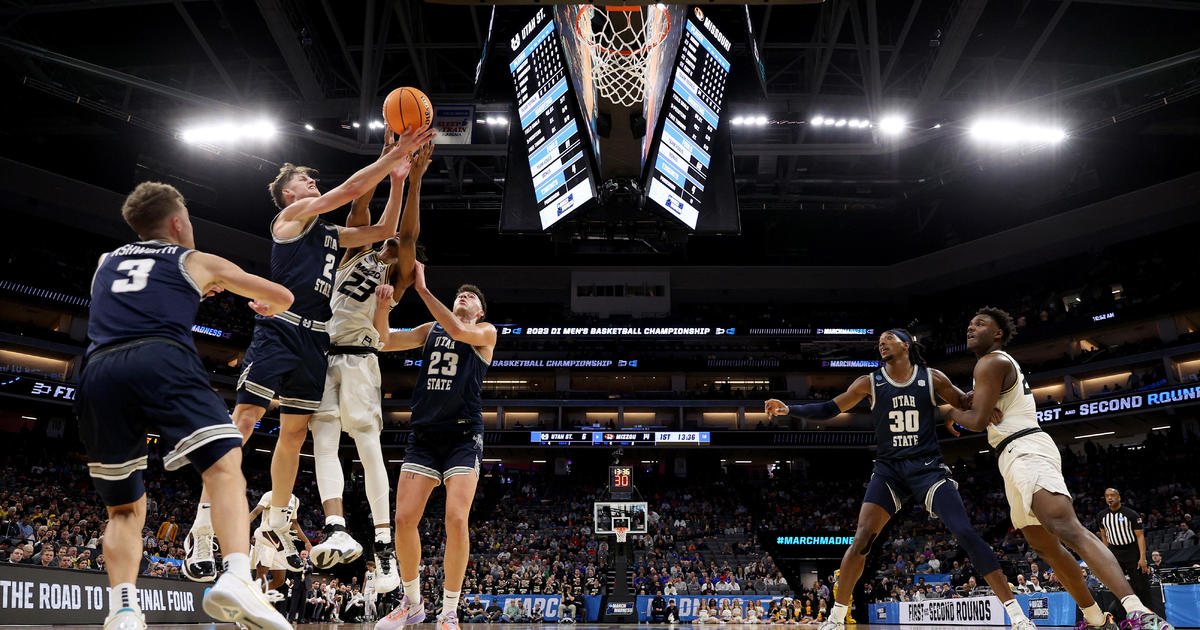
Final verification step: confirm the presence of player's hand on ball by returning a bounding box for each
[249,300,283,317]
[988,407,1004,424]
[395,127,437,157]
[375,284,395,305]
[764,398,788,416]
[390,153,413,180]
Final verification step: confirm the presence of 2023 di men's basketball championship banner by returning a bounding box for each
[0,564,212,624]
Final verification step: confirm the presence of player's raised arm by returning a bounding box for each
[372,285,435,351]
[946,355,1010,432]
[338,151,416,249]
[186,251,293,316]
[341,128,400,263]
[764,374,872,420]
[412,262,497,351]
[276,127,435,227]
[394,142,434,289]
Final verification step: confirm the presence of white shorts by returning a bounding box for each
[251,529,290,571]
[313,353,382,437]
[998,431,1072,529]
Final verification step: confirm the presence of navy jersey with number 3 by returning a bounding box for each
[870,365,941,460]
[87,240,202,355]
[410,324,490,432]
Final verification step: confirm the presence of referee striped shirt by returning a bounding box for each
[1099,506,1143,549]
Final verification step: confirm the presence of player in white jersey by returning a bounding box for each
[248,491,310,601]
[308,141,434,587]
[363,559,379,621]
[948,307,1174,630]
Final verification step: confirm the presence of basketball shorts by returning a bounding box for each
[312,352,382,437]
[863,455,959,517]
[251,527,291,572]
[997,431,1071,529]
[236,315,330,415]
[401,428,483,485]
[76,338,243,506]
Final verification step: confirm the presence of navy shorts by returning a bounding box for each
[401,428,483,485]
[76,338,243,506]
[863,456,958,517]
[236,316,330,415]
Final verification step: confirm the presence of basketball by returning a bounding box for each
[382,86,433,132]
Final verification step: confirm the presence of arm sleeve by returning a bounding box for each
[785,400,842,420]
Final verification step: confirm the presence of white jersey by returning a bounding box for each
[363,569,377,597]
[328,249,391,349]
[980,350,1040,448]
[256,491,300,514]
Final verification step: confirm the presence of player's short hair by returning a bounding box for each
[268,163,317,209]
[976,306,1017,344]
[120,182,185,237]
[457,284,487,320]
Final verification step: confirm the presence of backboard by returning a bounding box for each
[593,501,648,535]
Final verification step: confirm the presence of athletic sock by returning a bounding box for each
[1121,595,1147,616]
[1004,599,1030,624]
[829,603,848,623]
[375,527,392,545]
[404,578,421,605]
[193,502,211,529]
[266,505,289,530]
[110,582,141,614]
[442,589,460,616]
[224,552,252,581]
[325,515,346,528]
[1081,603,1107,627]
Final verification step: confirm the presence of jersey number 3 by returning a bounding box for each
[887,409,920,433]
[111,259,156,293]
[428,351,459,377]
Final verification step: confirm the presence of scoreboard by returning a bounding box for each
[508,8,596,229]
[645,8,733,229]
[608,466,633,494]
[529,431,711,446]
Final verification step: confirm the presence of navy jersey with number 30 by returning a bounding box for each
[870,365,941,460]
[87,240,202,355]
[410,324,490,432]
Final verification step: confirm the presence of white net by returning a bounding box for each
[614,526,629,543]
[576,5,672,107]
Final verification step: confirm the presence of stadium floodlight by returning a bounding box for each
[1074,431,1115,439]
[351,121,361,128]
[755,115,768,126]
[303,123,314,131]
[495,115,508,125]
[834,118,847,127]
[811,115,825,126]
[731,116,745,125]
[969,119,1066,144]
[878,115,906,135]
[181,120,276,144]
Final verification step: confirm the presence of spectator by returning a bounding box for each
[1174,523,1196,544]
[651,591,667,623]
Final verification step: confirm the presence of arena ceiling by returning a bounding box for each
[1,0,1198,265]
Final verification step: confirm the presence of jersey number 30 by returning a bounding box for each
[427,351,459,377]
[111,259,156,293]
[888,409,920,433]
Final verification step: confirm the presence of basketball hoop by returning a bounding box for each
[576,5,672,107]
[614,526,629,543]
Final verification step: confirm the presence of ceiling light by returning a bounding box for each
[732,116,744,125]
[811,115,824,126]
[969,119,1066,144]
[755,115,768,126]
[304,123,314,131]
[1152,425,1170,431]
[1074,431,1115,439]
[352,121,361,128]
[879,115,906,135]
[835,119,847,127]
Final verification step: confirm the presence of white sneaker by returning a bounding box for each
[1012,619,1039,630]
[202,572,291,630]
[183,525,217,582]
[818,620,845,630]
[264,588,285,603]
[102,609,146,630]
[311,523,363,569]
[374,540,401,593]
[262,523,302,571]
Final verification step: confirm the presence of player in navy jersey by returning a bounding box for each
[372,262,495,630]
[79,182,293,630]
[181,126,436,580]
[765,330,1034,630]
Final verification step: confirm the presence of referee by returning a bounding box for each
[1097,488,1160,616]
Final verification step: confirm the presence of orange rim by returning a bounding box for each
[575,5,672,58]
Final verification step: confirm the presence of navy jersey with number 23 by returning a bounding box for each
[410,324,490,432]
[870,365,941,460]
